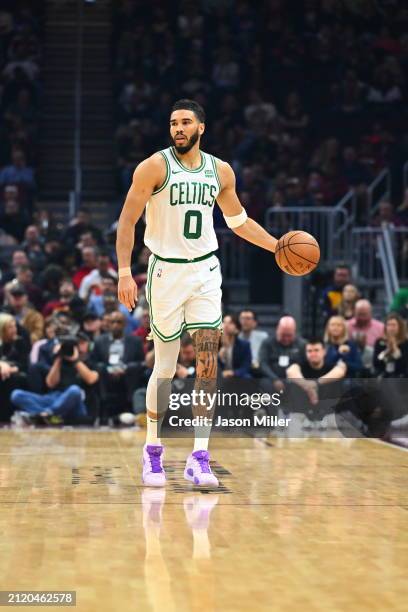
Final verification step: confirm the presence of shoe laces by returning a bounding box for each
[146,446,163,473]
[192,451,211,473]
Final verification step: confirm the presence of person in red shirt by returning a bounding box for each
[132,308,151,354]
[42,278,77,317]
[72,246,98,289]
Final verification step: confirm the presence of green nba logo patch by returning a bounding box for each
[205,170,214,177]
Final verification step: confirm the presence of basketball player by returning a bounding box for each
[116,99,277,487]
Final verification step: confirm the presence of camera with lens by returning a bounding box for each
[56,335,78,359]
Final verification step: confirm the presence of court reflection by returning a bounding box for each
[142,490,219,612]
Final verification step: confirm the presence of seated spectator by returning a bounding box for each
[338,284,360,320]
[286,338,347,427]
[347,299,384,348]
[30,317,56,364]
[91,310,145,419]
[72,246,98,289]
[0,312,30,421]
[373,313,408,378]
[62,208,103,247]
[11,333,99,425]
[175,335,196,381]
[42,278,79,318]
[0,193,29,241]
[0,249,29,286]
[258,315,306,392]
[2,282,43,343]
[81,311,103,343]
[0,149,35,193]
[21,224,46,272]
[78,250,118,300]
[218,314,251,379]
[324,315,362,377]
[390,286,408,321]
[13,263,43,311]
[131,308,151,354]
[371,201,400,227]
[88,275,137,333]
[238,309,268,371]
[320,264,352,321]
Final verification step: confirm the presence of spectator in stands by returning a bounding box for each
[0,193,29,241]
[2,283,43,343]
[42,278,79,318]
[11,333,99,425]
[390,286,408,321]
[373,313,408,378]
[218,314,251,379]
[81,311,102,343]
[338,284,360,320]
[87,275,137,333]
[21,224,46,272]
[62,208,103,247]
[347,299,385,348]
[238,309,268,372]
[0,149,35,192]
[324,315,362,377]
[132,308,151,354]
[72,246,98,289]
[91,310,145,418]
[320,265,352,321]
[0,250,29,286]
[0,312,29,421]
[371,200,400,227]
[258,315,306,392]
[14,264,43,311]
[286,338,347,427]
[30,317,56,365]
[175,335,196,381]
[78,250,118,300]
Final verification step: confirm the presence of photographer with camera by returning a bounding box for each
[11,333,99,425]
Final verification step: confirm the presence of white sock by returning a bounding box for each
[146,416,161,446]
[193,424,212,451]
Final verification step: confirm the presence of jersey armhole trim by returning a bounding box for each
[152,151,170,195]
[210,155,222,192]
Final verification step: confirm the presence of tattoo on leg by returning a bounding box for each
[192,329,221,418]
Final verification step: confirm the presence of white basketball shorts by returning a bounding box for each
[146,253,222,342]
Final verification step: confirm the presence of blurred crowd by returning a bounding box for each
[0,1,41,234]
[0,0,407,436]
[112,0,407,223]
[0,226,407,435]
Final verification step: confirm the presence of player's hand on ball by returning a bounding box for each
[118,276,138,311]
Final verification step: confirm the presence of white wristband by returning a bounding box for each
[223,208,248,229]
[118,267,132,278]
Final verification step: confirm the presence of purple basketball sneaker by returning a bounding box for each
[184,450,219,488]
[142,444,166,487]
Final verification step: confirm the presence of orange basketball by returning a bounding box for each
[275,231,320,276]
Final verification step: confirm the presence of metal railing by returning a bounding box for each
[351,225,401,308]
[393,227,408,282]
[367,168,391,218]
[265,205,352,265]
[404,161,408,192]
[69,0,84,215]
[216,229,249,283]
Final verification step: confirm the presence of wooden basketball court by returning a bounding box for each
[0,429,406,611]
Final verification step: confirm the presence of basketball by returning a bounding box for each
[275,231,320,276]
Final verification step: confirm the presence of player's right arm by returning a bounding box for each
[116,154,165,311]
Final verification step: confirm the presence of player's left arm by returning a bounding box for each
[216,161,277,253]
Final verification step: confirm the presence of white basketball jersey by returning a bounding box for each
[144,147,221,259]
